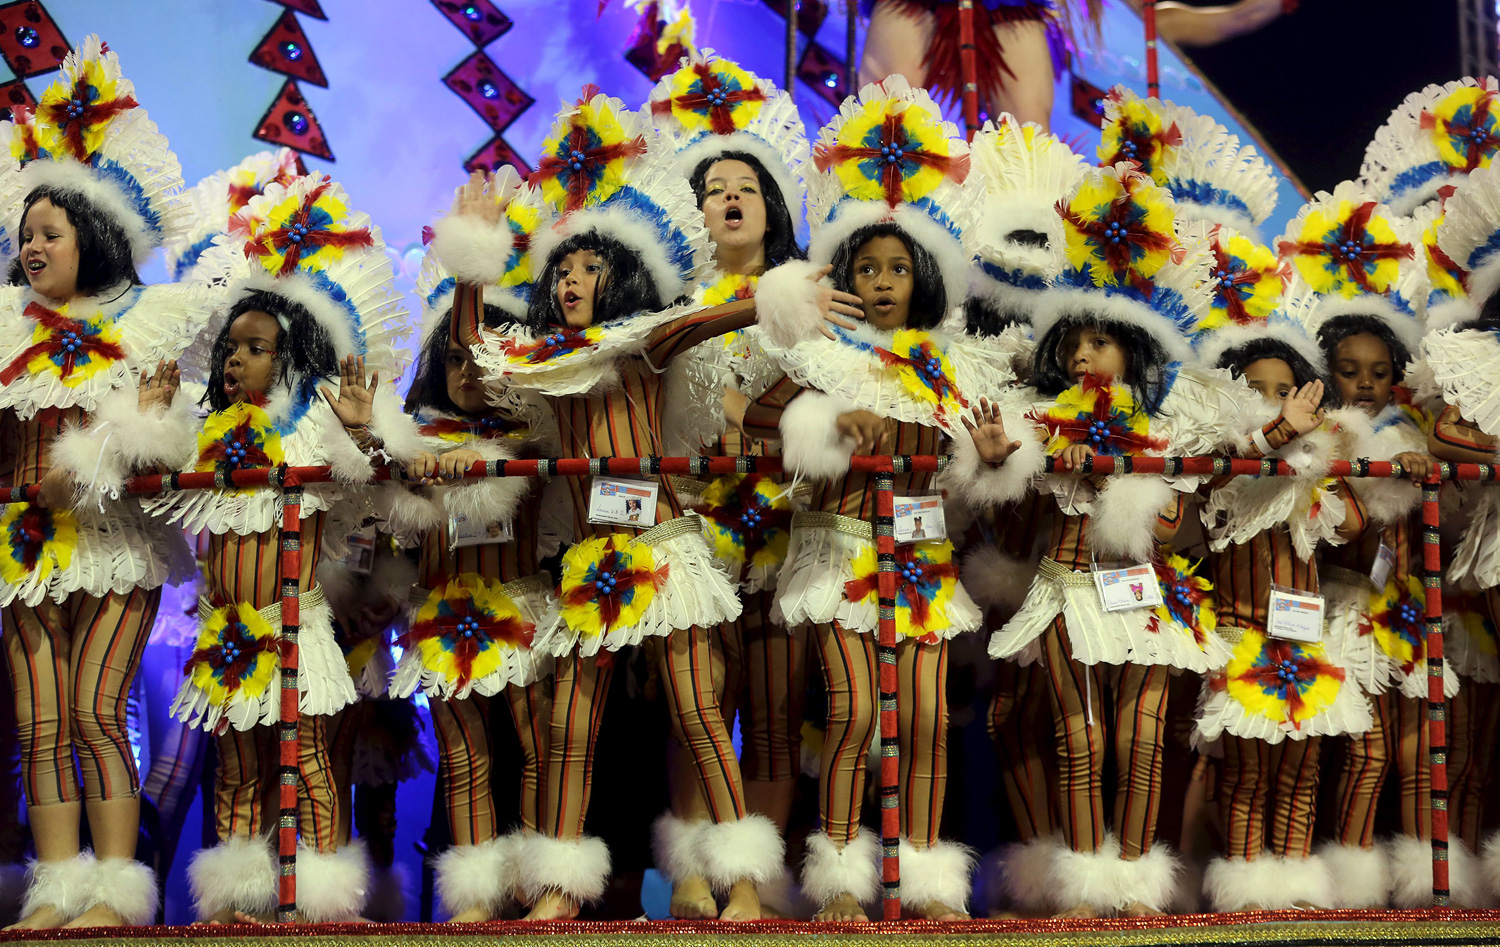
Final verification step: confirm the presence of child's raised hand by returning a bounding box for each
[1054,443,1096,474]
[836,409,886,455]
[321,355,379,430]
[1393,451,1435,484]
[450,170,502,225]
[1280,379,1324,435]
[438,448,486,480]
[962,398,1021,466]
[809,263,866,339]
[405,451,439,484]
[137,359,180,412]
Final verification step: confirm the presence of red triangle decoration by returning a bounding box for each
[0,77,36,123]
[249,9,326,88]
[464,134,527,176]
[434,2,531,174]
[431,0,513,48]
[443,50,532,132]
[0,1,68,79]
[271,0,326,21]
[252,79,333,160]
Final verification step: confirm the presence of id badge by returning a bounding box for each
[1369,543,1397,590]
[587,477,659,528]
[1268,585,1325,643]
[893,495,946,545]
[343,530,375,576]
[1092,562,1163,612]
[449,513,513,552]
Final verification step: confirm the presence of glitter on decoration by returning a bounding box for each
[283,110,308,135]
[249,8,327,87]
[15,25,34,47]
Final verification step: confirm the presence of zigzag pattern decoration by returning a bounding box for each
[0,1,67,121]
[250,0,334,160]
[432,0,533,175]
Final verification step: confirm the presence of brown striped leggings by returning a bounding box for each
[214,717,340,852]
[664,594,808,826]
[541,648,614,840]
[3,587,160,806]
[988,658,1057,840]
[1448,680,1498,853]
[814,622,947,847]
[428,683,551,845]
[1218,735,1321,859]
[1041,617,1169,856]
[1331,690,1431,847]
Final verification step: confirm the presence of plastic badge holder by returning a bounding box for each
[1369,543,1396,590]
[450,513,513,551]
[893,494,946,545]
[1268,584,1324,643]
[587,477,659,528]
[1092,560,1163,612]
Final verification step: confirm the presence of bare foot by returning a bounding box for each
[813,892,867,922]
[524,891,580,921]
[197,910,271,926]
[669,877,718,920]
[909,900,968,921]
[62,905,126,928]
[6,904,72,930]
[718,880,762,922]
[1119,901,1165,918]
[1054,903,1099,919]
[447,906,496,924]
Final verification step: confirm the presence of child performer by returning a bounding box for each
[144,174,421,923]
[1193,184,1394,911]
[984,156,1240,918]
[747,76,1032,922]
[448,90,761,920]
[645,53,812,918]
[1422,157,1500,902]
[957,114,1083,914]
[388,169,552,922]
[0,36,210,928]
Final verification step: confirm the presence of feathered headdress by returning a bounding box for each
[1191,225,1317,373]
[805,75,973,307]
[0,35,190,265]
[1101,86,1279,237]
[165,149,304,282]
[1434,160,1500,325]
[1275,180,1425,361]
[1033,161,1210,363]
[1411,194,1470,332]
[647,51,809,240]
[524,87,713,305]
[1361,78,1500,216]
[197,174,410,395]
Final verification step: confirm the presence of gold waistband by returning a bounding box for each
[790,510,873,540]
[411,572,551,606]
[671,474,810,499]
[198,585,327,624]
[1319,563,1367,591]
[1216,624,1251,644]
[631,514,703,546]
[1037,557,1097,588]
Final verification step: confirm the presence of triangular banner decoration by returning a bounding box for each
[464,133,528,175]
[0,76,36,123]
[431,0,513,48]
[443,50,532,132]
[249,8,327,87]
[0,1,68,79]
[271,0,326,21]
[253,79,333,160]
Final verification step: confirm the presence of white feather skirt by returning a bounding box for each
[389,573,556,701]
[1444,595,1500,684]
[0,501,193,607]
[987,558,1229,671]
[1451,488,1500,588]
[1322,565,1459,701]
[532,517,744,658]
[170,592,358,733]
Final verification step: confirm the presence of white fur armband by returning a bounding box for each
[441,432,528,530]
[50,386,197,500]
[428,214,517,286]
[780,391,857,480]
[756,259,828,350]
[944,414,1046,510]
[366,388,425,465]
[1087,476,1177,562]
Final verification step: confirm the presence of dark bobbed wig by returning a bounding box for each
[405,303,510,414]
[1030,313,1174,416]
[829,223,947,331]
[963,297,1026,338]
[1316,314,1411,381]
[201,290,342,413]
[7,185,141,297]
[1217,337,1333,407]
[524,231,663,331]
[1457,284,1500,333]
[689,150,805,269]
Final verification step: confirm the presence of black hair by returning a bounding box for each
[404,303,510,414]
[7,185,141,297]
[1457,285,1500,333]
[689,150,805,269]
[200,290,342,413]
[1217,337,1333,407]
[964,297,1026,338]
[524,231,663,331]
[1316,314,1410,381]
[829,223,947,331]
[1030,314,1175,415]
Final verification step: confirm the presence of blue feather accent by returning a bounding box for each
[606,186,696,285]
[1468,228,1500,272]
[304,269,369,356]
[1167,179,1250,220]
[92,157,163,238]
[171,234,217,282]
[1388,161,1451,203]
[426,276,457,312]
[977,260,1048,292]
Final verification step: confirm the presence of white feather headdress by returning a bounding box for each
[1360,77,1500,217]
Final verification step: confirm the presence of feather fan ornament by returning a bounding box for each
[1223,629,1347,730]
[844,539,962,643]
[1361,77,1500,215]
[1031,374,1165,456]
[693,474,794,581]
[0,504,76,586]
[558,534,669,642]
[398,576,536,696]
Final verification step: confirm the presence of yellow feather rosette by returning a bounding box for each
[185,603,281,710]
[558,534,667,640]
[0,504,77,585]
[1223,629,1345,729]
